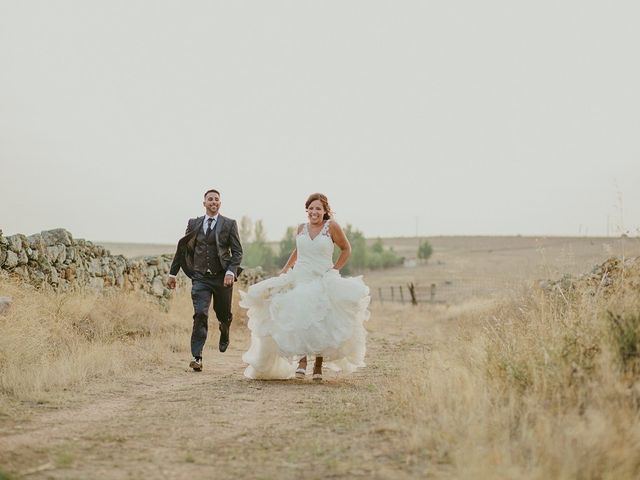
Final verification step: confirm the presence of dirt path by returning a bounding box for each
[0,308,435,479]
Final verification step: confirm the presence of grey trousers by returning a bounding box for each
[190,272,233,358]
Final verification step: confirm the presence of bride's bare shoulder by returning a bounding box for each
[328,220,343,232]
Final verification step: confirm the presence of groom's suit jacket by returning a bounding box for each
[169,215,243,280]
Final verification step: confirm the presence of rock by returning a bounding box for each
[144,266,158,282]
[18,249,28,266]
[65,246,76,262]
[49,268,59,285]
[37,256,53,273]
[26,247,39,261]
[151,276,165,296]
[7,235,23,253]
[45,245,59,262]
[41,229,73,247]
[238,266,267,287]
[1,228,262,302]
[88,258,102,276]
[56,245,66,261]
[0,296,12,314]
[540,256,640,297]
[5,251,18,269]
[27,233,45,251]
[30,270,46,285]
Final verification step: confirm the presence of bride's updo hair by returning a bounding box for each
[305,193,332,220]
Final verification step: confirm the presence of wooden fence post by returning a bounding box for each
[391,286,395,302]
[408,283,417,305]
[378,287,383,304]
[430,283,436,302]
[399,285,405,304]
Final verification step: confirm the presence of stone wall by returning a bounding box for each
[538,256,640,296]
[0,228,263,300]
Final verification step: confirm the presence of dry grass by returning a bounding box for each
[0,282,194,412]
[0,276,250,415]
[371,261,640,479]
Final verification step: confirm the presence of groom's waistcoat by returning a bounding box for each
[169,214,243,280]
[193,223,224,274]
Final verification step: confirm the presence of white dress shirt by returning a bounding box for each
[203,214,218,234]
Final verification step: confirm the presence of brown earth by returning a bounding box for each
[0,305,438,480]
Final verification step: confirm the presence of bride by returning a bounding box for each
[240,193,370,381]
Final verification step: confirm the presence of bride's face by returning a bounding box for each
[306,200,325,225]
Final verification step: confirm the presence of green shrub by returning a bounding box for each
[240,217,277,271]
[418,239,433,261]
[338,230,403,274]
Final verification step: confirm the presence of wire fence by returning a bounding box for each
[375,277,520,305]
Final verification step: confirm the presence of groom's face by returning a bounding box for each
[203,192,221,216]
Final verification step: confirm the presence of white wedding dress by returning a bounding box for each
[240,220,370,379]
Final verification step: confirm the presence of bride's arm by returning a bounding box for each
[279,224,303,274]
[279,249,297,275]
[330,222,351,271]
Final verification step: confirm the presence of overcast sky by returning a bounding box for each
[1,1,638,243]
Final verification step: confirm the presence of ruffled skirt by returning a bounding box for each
[239,268,370,379]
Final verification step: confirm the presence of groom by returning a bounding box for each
[167,189,243,372]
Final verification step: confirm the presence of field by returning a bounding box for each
[104,235,640,295]
[100,242,175,258]
[1,236,640,479]
[364,235,640,302]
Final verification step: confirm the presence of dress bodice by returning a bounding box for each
[294,220,334,275]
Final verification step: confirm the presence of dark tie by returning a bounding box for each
[206,218,214,236]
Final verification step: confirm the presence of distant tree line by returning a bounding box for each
[337,225,404,274]
[239,217,276,272]
[238,217,404,274]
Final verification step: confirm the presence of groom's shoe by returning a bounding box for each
[189,358,202,372]
[219,323,230,352]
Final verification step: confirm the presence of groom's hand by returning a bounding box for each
[224,274,234,287]
[167,276,177,289]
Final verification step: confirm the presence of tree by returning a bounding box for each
[371,238,385,254]
[276,226,297,268]
[338,224,367,274]
[239,216,253,244]
[337,230,403,273]
[253,220,267,244]
[418,239,433,262]
[242,219,276,271]
[241,220,405,274]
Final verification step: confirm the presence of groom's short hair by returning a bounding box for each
[204,189,220,198]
